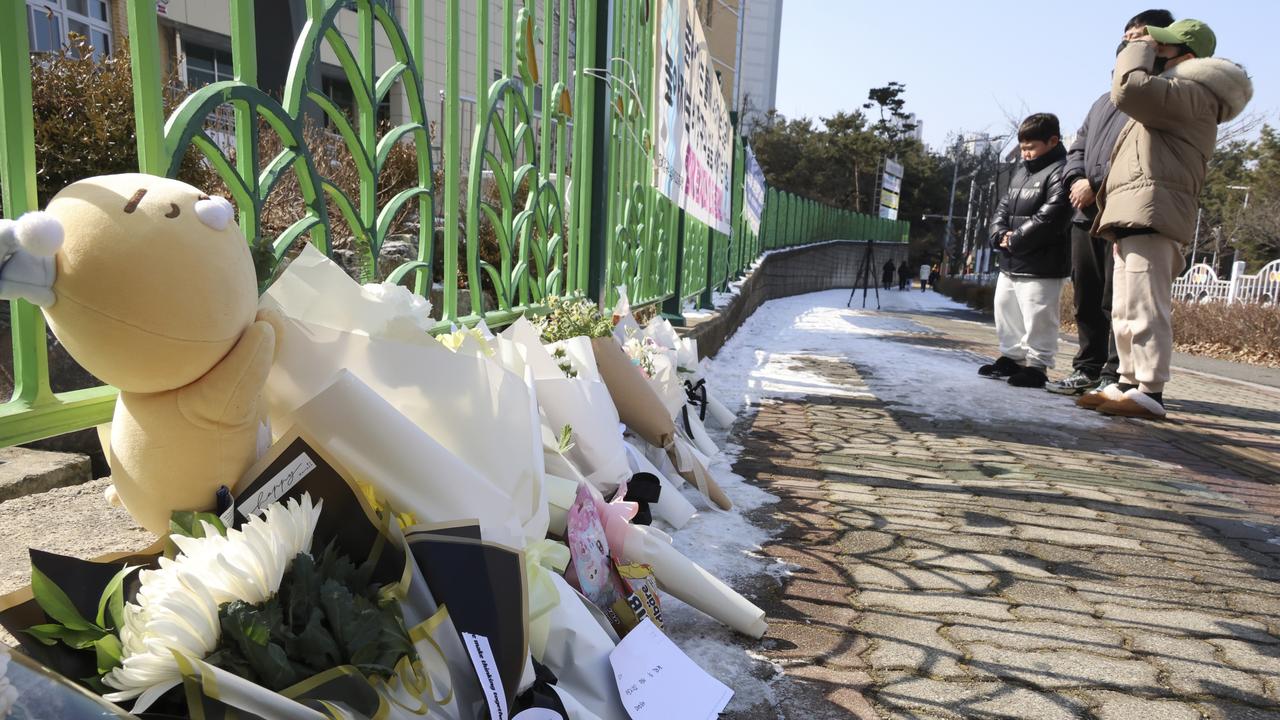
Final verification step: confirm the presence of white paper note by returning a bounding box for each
[462,631,509,720]
[609,618,732,720]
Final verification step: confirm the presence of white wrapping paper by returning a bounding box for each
[290,371,525,548]
[261,246,547,547]
[502,318,633,495]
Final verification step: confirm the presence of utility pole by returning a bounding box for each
[961,175,977,270]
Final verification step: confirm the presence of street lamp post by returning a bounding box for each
[1227,184,1251,268]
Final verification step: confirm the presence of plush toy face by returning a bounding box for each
[43,174,257,393]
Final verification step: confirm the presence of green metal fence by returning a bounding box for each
[0,0,907,448]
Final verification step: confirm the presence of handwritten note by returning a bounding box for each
[237,451,317,519]
[462,631,508,720]
[609,618,732,720]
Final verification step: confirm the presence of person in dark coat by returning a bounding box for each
[1047,9,1175,398]
[977,113,1073,389]
[897,260,911,290]
[882,260,896,289]
[928,265,940,289]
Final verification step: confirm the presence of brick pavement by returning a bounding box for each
[729,304,1280,720]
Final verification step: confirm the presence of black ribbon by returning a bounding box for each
[511,658,570,719]
[614,471,662,526]
[684,379,708,421]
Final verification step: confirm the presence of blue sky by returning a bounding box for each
[775,1,1278,150]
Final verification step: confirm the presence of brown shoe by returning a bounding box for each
[1076,383,1124,410]
[1097,389,1167,420]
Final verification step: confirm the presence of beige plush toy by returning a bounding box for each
[17,173,277,534]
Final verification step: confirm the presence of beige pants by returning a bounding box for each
[1112,234,1185,393]
[994,273,1065,369]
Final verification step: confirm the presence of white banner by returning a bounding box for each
[743,145,765,235]
[653,0,733,234]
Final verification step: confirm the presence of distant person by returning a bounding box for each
[897,260,911,290]
[929,265,940,289]
[1048,9,1175,398]
[1083,18,1252,420]
[919,262,931,292]
[882,260,896,290]
[978,113,1073,388]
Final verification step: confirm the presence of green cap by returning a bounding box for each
[1146,19,1216,58]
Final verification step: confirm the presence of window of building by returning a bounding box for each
[27,0,112,59]
[183,41,234,88]
[320,74,391,125]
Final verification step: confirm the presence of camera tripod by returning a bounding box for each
[847,238,881,310]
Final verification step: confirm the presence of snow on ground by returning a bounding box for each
[704,288,1108,434]
[664,286,1108,711]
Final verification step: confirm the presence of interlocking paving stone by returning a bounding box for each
[1084,690,1201,720]
[726,301,1280,719]
[963,644,1161,692]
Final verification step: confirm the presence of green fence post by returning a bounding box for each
[126,1,165,175]
[583,0,614,304]
[662,209,688,325]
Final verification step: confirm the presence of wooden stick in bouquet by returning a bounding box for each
[590,337,733,510]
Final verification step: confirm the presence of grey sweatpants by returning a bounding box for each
[994,272,1065,370]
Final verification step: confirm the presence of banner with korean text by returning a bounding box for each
[743,145,765,235]
[653,0,733,234]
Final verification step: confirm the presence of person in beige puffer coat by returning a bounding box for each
[1081,19,1252,420]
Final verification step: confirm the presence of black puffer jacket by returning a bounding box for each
[1063,91,1130,224]
[990,143,1071,278]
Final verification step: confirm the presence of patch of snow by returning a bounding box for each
[704,288,1109,433]
[662,434,789,713]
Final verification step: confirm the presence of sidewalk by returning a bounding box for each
[708,289,1280,719]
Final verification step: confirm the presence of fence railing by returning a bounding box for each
[961,259,1280,307]
[0,0,907,448]
[1173,260,1280,305]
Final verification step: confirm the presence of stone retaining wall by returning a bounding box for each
[684,240,910,359]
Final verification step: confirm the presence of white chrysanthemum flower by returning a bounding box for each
[361,282,434,334]
[102,495,322,712]
[0,644,19,719]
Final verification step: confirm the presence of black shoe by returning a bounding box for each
[1046,369,1098,395]
[978,356,1022,379]
[1008,366,1048,388]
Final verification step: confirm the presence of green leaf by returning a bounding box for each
[30,564,96,631]
[558,424,576,454]
[94,633,123,675]
[23,623,105,649]
[169,510,227,539]
[95,564,138,629]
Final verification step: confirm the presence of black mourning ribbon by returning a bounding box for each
[614,471,662,526]
[511,658,570,719]
[682,378,708,437]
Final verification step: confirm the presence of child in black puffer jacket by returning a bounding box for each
[978,113,1073,388]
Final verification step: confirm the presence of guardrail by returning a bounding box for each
[0,0,907,447]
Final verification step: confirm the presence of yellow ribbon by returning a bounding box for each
[525,539,571,660]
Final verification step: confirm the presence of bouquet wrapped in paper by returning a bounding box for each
[576,483,767,639]
[610,290,723,460]
[591,335,732,511]
[642,315,736,431]
[260,245,546,548]
[0,433,468,719]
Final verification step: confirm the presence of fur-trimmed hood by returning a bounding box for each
[1167,56,1254,122]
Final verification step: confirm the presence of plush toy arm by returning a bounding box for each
[178,315,277,428]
